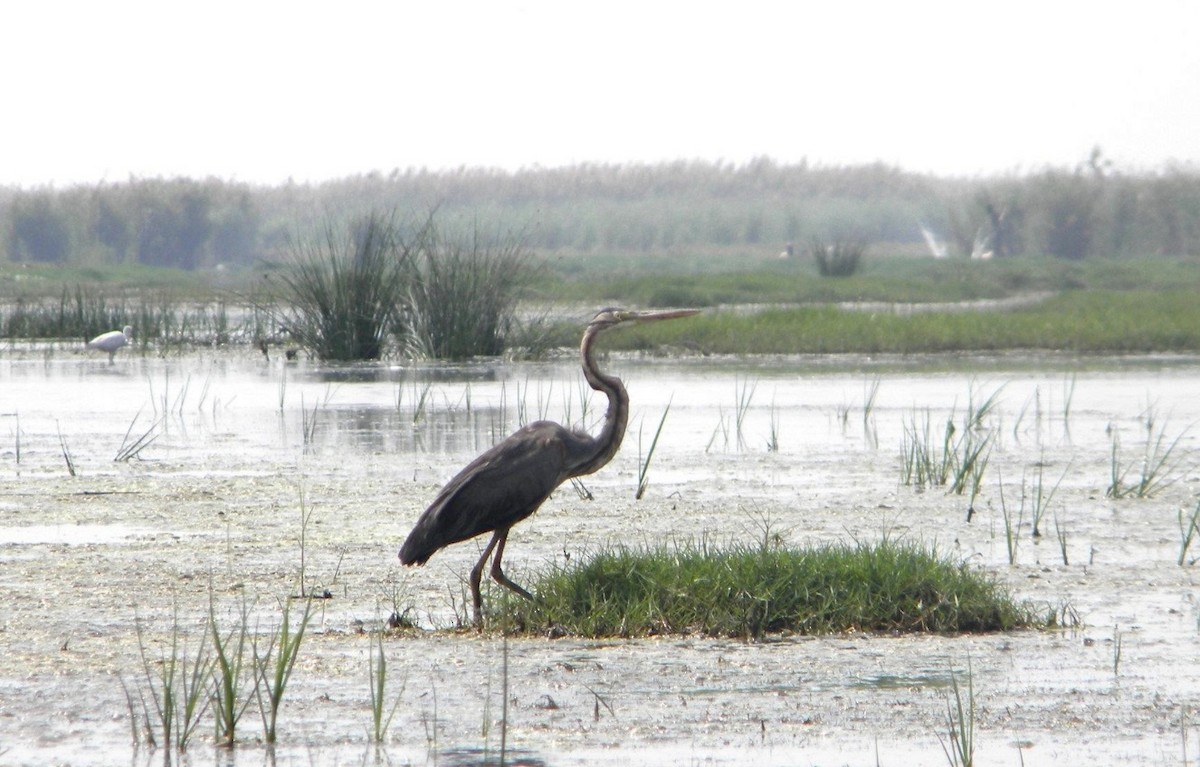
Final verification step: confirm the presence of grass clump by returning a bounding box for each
[606,289,1200,356]
[495,537,1036,639]
[403,222,536,360]
[807,236,866,277]
[279,212,412,361]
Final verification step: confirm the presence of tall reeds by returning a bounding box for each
[403,222,535,360]
[280,212,412,361]
[277,212,535,361]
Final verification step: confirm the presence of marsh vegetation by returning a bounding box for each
[496,536,1037,638]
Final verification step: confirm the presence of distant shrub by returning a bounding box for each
[807,236,866,277]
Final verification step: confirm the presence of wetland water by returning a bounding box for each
[1,347,1199,766]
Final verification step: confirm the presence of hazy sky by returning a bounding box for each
[3,1,1198,188]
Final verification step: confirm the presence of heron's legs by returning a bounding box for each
[469,532,502,627]
[467,528,534,628]
[489,532,533,602]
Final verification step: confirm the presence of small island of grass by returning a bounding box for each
[490,537,1041,639]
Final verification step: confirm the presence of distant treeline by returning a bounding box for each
[3,154,1199,270]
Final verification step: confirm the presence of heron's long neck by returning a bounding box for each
[572,324,628,476]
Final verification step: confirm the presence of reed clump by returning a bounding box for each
[279,212,412,361]
[277,212,536,361]
[402,223,536,360]
[807,236,866,277]
[495,537,1037,639]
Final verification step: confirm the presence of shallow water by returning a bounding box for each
[1,346,1199,765]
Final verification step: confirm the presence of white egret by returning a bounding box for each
[86,325,133,362]
[919,223,948,259]
[971,228,994,260]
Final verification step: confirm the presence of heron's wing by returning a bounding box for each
[399,422,585,565]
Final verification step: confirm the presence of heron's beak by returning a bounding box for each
[625,308,702,323]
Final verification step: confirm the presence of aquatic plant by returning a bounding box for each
[964,383,1004,432]
[133,609,213,752]
[1106,411,1188,499]
[114,409,160,462]
[300,393,320,448]
[1061,373,1077,430]
[119,675,154,748]
[56,421,75,477]
[1053,509,1070,565]
[279,211,412,361]
[863,376,881,436]
[369,625,405,743]
[900,394,997,496]
[402,221,536,360]
[734,377,756,451]
[1010,387,1039,443]
[1028,456,1069,539]
[939,660,976,767]
[995,470,1026,565]
[494,536,1037,638]
[396,379,434,425]
[636,399,672,500]
[705,407,730,453]
[835,400,852,432]
[900,411,944,488]
[253,596,313,745]
[1179,501,1200,566]
[209,594,253,747]
[766,396,780,452]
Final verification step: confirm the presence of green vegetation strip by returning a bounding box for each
[606,289,1200,355]
[494,538,1037,638]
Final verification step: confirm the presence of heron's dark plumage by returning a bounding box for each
[399,421,595,565]
[396,307,699,626]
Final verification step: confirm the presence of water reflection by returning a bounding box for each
[316,404,509,456]
[302,362,505,385]
[436,748,550,767]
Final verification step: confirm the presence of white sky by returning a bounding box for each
[3,1,1198,188]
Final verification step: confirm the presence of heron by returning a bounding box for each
[398,307,700,627]
[86,325,133,362]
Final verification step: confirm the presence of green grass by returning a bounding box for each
[533,255,1200,308]
[596,289,1200,355]
[0,262,234,297]
[493,537,1038,639]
